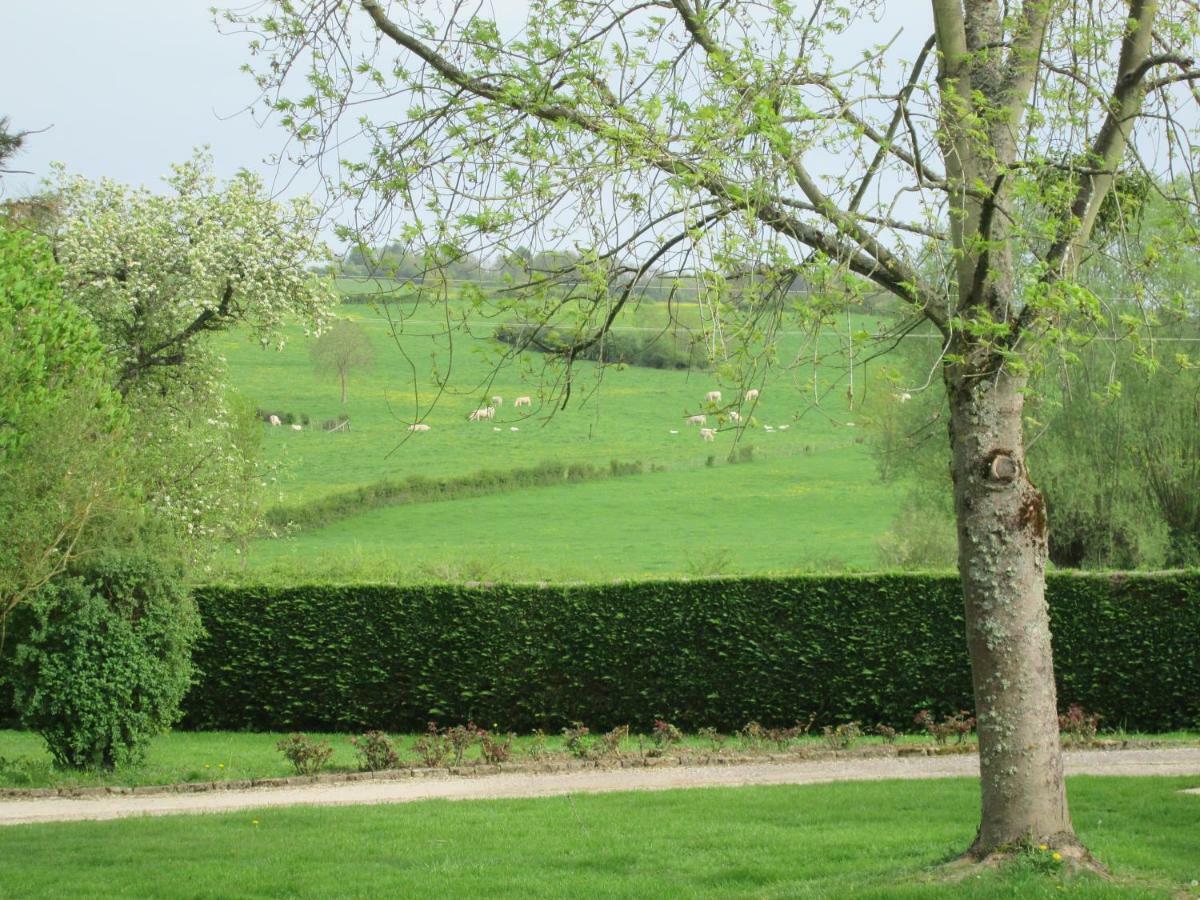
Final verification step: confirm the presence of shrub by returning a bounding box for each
[6,552,200,770]
[479,729,515,764]
[168,574,1200,735]
[914,710,975,745]
[1058,704,1101,745]
[562,722,596,760]
[446,722,482,765]
[413,721,451,767]
[277,733,334,775]
[874,723,899,744]
[650,719,683,754]
[822,721,863,750]
[600,724,630,758]
[697,726,727,752]
[351,731,401,771]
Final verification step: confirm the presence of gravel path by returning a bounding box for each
[2,747,1198,826]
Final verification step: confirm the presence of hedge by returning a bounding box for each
[4,573,1198,734]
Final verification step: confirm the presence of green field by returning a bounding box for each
[211,297,913,581]
[1,777,1197,897]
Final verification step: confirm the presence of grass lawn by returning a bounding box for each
[0,777,1197,897]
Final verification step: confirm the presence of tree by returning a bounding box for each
[44,151,338,549]
[0,116,30,179]
[0,228,126,624]
[229,0,1200,865]
[310,319,376,403]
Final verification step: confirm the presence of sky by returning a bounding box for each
[2,2,293,196]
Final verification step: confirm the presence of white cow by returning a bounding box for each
[291,423,303,431]
[745,389,760,402]
[778,424,790,431]
[408,423,431,432]
[268,414,281,426]
[510,426,520,432]
[699,428,716,442]
[705,390,722,403]
[685,414,707,426]
[898,392,913,403]
[491,396,503,407]
[469,407,496,421]
[513,396,532,407]
[728,410,742,423]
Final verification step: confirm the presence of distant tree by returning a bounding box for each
[311,319,375,403]
[0,116,29,178]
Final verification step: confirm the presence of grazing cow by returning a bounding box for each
[513,396,532,407]
[491,396,503,407]
[705,390,722,403]
[728,410,742,423]
[492,426,502,432]
[408,423,431,432]
[898,392,913,403]
[268,414,281,426]
[778,424,790,430]
[291,423,303,431]
[510,426,519,432]
[745,389,760,402]
[699,428,716,442]
[468,407,496,421]
[669,429,679,434]
[685,414,707,425]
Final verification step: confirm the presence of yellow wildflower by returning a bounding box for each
[1052,852,1062,862]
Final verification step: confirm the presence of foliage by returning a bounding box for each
[309,319,375,403]
[412,721,451,768]
[276,733,334,776]
[561,722,596,760]
[44,151,337,551]
[478,728,515,764]
[821,722,863,751]
[0,229,127,619]
[162,574,1200,736]
[1058,705,1102,746]
[494,321,707,371]
[649,719,683,756]
[350,730,400,772]
[5,552,201,770]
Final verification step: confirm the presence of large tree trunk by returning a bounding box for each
[946,363,1077,857]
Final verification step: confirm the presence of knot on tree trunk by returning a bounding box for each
[982,449,1019,486]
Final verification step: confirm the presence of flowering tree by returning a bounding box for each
[47,151,338,547]
[226,0,1200,866]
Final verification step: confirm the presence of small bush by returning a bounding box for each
[914,709,975,745]
[562,722,596,760]
[7,551,201,770]
[697,726,727,752]
[601,724,630,758]
[479,729,515,764]
[650,719,683,755]
[277,733,334,776]
[1058,704,1101,745]
[446,722,482,765]
[525,729,550,761]
[413,721,452,767]
[874,723,899,744]
[822,722,863,750]
[350,731,400,771]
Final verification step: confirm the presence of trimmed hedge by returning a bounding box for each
[166,573,1199,734]
[5,573,1197,734]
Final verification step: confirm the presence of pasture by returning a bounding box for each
[211,292,914,581]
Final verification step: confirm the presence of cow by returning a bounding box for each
[705,390,722,403]
[408,423,431,432]
[291,423,303,431]
[268,414,281,426]
[469,407,496,421]
[491,396,503,407]
[728,410,742,423]
[699,428,716,442]
[513,396,532,407]
[685,414,707,425]
[745,389,760,402]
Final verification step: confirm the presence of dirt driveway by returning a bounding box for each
[2,746,1198,826]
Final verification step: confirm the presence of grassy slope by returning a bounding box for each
[0,777,1196,897]
[214,302,905,579]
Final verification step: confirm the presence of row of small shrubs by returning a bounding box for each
[276,706,1109,776]
[176,573,1200,734]
[256,409,310,426]
[264,458,644,532]
[494,321,708,370]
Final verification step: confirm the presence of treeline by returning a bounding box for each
[493,321,708,370]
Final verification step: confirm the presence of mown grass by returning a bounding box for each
[211,301,904,580]
[0,777,1197,897]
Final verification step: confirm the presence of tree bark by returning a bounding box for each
[946,361,1075,856]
